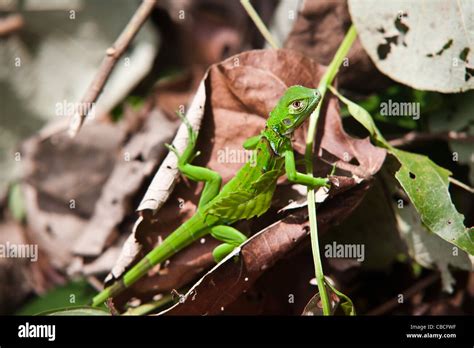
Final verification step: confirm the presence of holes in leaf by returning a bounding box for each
[459,47,470,63]
[409,172,416,179]
[465,67,474,82]
[134,153,145,162]
[426,39,453,58]
[394,16,409,35]
[348,157,360,166]
[377,35,399,60]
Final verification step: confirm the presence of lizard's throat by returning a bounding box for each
[263,125,290,156]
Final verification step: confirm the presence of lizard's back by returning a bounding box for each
[201,137,285,224]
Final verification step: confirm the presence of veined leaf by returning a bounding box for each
[329,86,378,139]
[391,148,474,255]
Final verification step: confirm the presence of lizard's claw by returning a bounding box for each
[176,110,197,145]
[324,178,331,189]
[190,150,201,162]
[165,143,180,158]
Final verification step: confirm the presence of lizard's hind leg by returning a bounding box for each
[210,225,247,263]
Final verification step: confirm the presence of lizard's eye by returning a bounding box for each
[292,100,302,109]
[289,100,306,113]
[283,118,292,126]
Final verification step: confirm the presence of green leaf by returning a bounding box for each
[325,281,356,316]
[390,148,474,255]
[329,86,376,136]
[302,283,356,316]
[329,85,386,145]
[388,172,472,292]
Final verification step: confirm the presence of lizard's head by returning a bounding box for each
[267,85,321,136]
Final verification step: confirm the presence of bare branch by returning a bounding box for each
[449,177,474,194]
[389,130,474,148]
[68,0,157,137]
[367,272,439,315]
[0,14,24,37]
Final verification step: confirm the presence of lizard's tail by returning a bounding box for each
[91,214,208,307]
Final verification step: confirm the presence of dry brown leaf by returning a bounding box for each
[21,122,124,217]
[19,122,124,269]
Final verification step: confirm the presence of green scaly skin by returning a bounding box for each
[92,85,328,307]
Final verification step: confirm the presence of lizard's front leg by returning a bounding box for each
[166,113,222,208]
[284,149,330,188]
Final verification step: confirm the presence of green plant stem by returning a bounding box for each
[240,0,279,49]
[304,25,357,316]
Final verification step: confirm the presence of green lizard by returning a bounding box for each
[92,85,329,307]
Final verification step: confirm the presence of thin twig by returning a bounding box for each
[389,131,474,147]
[68,0,157,137]
[367,272,439,315]
[0,14,24,36]
[305,25,358,316]
[449,177,474,194]
[240,0,279,49]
